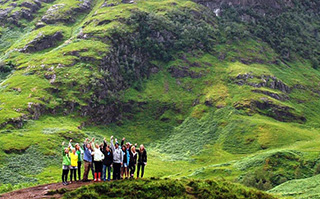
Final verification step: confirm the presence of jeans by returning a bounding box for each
[102,164,112,181]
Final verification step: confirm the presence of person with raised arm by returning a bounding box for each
[75,142,83,181]
[129,143,137,179]
[68,139,78,183]
[120,137,130,179]
[61,141,71,185]
[135,143,147,178]
[102,137,113,181]
[90,137,95,180]
[92,138,104,182]
[110,136,123,180]
[82,138,93,182]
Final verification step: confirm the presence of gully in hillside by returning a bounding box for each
[60,136,147,185]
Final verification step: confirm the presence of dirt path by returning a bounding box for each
[0,181,94,199]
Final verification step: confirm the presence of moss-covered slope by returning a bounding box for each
[63,178,275,199]
[1,0,320,197]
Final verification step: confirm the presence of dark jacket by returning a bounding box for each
[121,140,128,164]
[129,149,137,166]
[137,148,147,164]
[102,141,113,166]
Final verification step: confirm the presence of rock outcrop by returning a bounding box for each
[0,0,42,26]
[234,98,306,123]
[235,73,290,93]
[168,65,204,79]
[41,0,92,24]
[19,31,63,53]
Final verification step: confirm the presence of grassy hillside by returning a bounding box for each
[1,0,320,197]
[269,174,320,199]
[62,178,275,199]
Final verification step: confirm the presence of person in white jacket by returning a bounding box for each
[93,141,104,182]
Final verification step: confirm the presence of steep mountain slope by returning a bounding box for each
[1,0,320,197]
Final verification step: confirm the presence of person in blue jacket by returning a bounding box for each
[82,138,93,182]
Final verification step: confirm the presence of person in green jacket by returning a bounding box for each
[75,143,83,181]
[62,141,71,185]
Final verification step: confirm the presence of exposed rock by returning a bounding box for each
[235,73,290,93]
[122,0,135,4]
[38,0,55,3]
[252,89,289,101]
[0,0,43,25]
[28,102,44,120]
[74,0,91,11]
[4,146,29,154]
[0,8,13,20]
[148,66,159,75]
[234,98,306,123]
[20,31,63,53]
[21,1,41,12]
[41,4,68,24]
[168,65,203,79]
[42,0,92,24]
[35,21,46,29]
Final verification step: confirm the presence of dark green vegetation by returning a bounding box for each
[63,178,275,199]
[1,0,320,198]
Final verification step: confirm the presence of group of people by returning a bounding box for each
[61,136,147,185]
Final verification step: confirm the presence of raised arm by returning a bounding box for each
[83,138,88,150]
[91,137,95,151]
[110,136,115,151]
[68,139,74,150]
[62,141,65,155]
[103,137,107,151]
[121,137,125,146]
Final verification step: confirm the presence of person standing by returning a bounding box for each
[120,138,129,179]
[75,143,83,181]
[69,147,78,183]
[136,144,147,178]
[90,138,95,180]
[68,139,80,182]
[93,141,104,182]
[129,145,137,179]
[61,142,71,185]
[82,138,93,182]
[102,138,113,181]
[110,136,123,180]
[121,138,130,179]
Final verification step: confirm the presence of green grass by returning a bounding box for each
[269,174,320,199]
[1,0,320,197]
[63,178,276,199]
